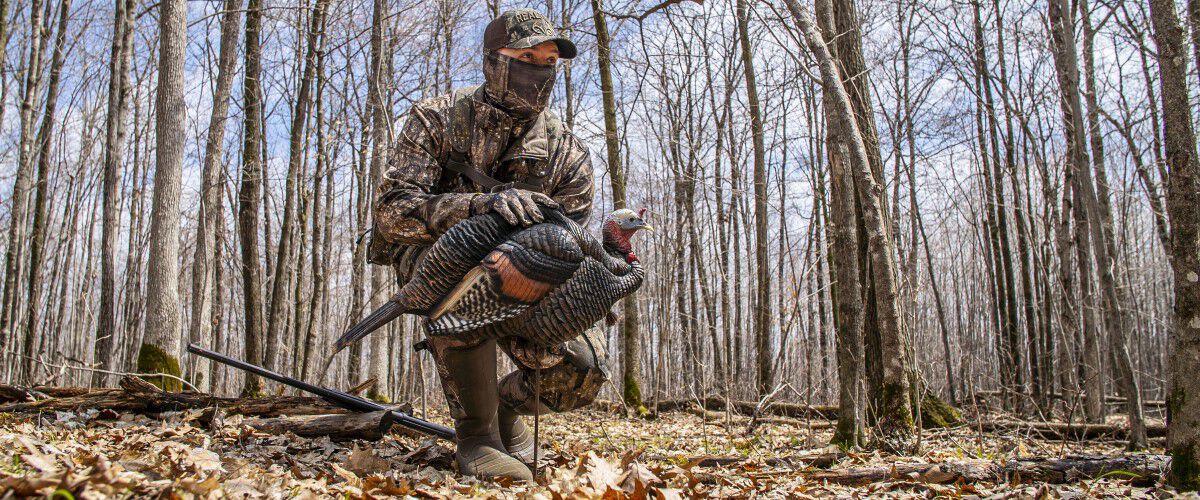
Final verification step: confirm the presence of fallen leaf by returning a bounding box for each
[330,462,362,488]
[343,444,390,476]
[21,452,58,473]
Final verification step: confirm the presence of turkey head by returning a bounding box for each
[601,208,653,263]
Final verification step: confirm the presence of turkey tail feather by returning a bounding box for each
[430,265,486,321]
[333,301,406,353]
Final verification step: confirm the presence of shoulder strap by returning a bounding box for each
[444,88,543,193]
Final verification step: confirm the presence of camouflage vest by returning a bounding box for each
[439,86,561,193]
[367,86,564,266]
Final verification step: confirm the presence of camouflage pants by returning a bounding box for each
[426,327,609,419]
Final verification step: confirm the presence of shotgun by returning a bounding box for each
[186,343,455,441]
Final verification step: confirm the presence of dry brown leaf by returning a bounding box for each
[653,487,684,500]
[620,462,662,493]
[331,461,363,488]
[344,444,390,476]
[179,473,221,494]
[21,452,58,473]
[220,476,266,498]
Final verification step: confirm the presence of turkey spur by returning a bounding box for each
[334,208,651,350]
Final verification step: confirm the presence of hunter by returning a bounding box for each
[369,10,605,480]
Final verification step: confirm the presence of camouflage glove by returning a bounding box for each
[470,188,560,227]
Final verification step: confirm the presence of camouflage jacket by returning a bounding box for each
[373,85,595,282]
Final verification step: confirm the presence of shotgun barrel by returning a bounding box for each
[186,343,455,441]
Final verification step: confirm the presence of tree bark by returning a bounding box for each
[265,0,328,374]
[1148,0,1200,489]
[94,0,136,388]
[188,0,242,392]
[365,0,392,402]
[972,0,1022,413]
[1078,0,1146,449]
[301,24,330,383]
[0,0,48,359]
[239,0,267,397]
[589,0,646,414]
[139,0,188,391]
[735,0,773,398]
[1047,0,1105,424]
[20,0,70,383]
[786,0,913,443]
[916,204,956,404]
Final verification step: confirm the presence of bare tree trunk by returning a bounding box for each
[735,0,773,397]
[1187,0,1200,92]
[139,0,188,391]
[188,0,241,391]
[0,0,10,129]
[1148,0,1200,488]
[809,0,864,447]
[344,121,371,385]
[21,0,70,382]
[1047,0,1104,424]
[239,0,267,397]
[95,0,136,388]
[301,13,329,383]
[365,0,392,402]
[0,0,48,358]
[589,0,646,412]
[917,201,956,404]
[265,0,327,374]
[210,180,228,393]
[785,0,914,442]
[988,0,1040,414]
[974,0,1022,413]
[120,103,148,374]
[1078,0,1146,449]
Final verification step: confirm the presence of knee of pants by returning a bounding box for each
[525,363,608,413]
[540,347,609,410]
[501,338,610,413]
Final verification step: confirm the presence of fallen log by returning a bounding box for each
[640,451,845,469]
[0,377,214,414]
[971,390,1167,409]
[0,385,49,403]
[975,419,1166,440]
[809,454,1170,486]
[0,384,104,403]
[683,407,836,430]
[244,411,394,440]
[0,376,351,418]
[648,398,840,420]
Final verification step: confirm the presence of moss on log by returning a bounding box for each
[920,393,963,428]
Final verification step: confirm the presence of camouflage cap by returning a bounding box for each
[483,9,577,59]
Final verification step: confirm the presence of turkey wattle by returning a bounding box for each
[333,208,651,350]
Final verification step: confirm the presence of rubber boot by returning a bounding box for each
[498,405,536,466]
[429,337,532,481]
[498,369,555,467]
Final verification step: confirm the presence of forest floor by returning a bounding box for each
[0,400,1178,498]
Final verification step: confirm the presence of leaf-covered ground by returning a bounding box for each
[0,405,1177,498]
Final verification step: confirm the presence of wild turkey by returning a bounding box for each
[334,207,651,350]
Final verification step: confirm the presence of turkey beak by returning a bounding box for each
[333,301,405,353]
[637,222,654,233]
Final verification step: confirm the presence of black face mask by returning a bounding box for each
[483,51,556,120]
